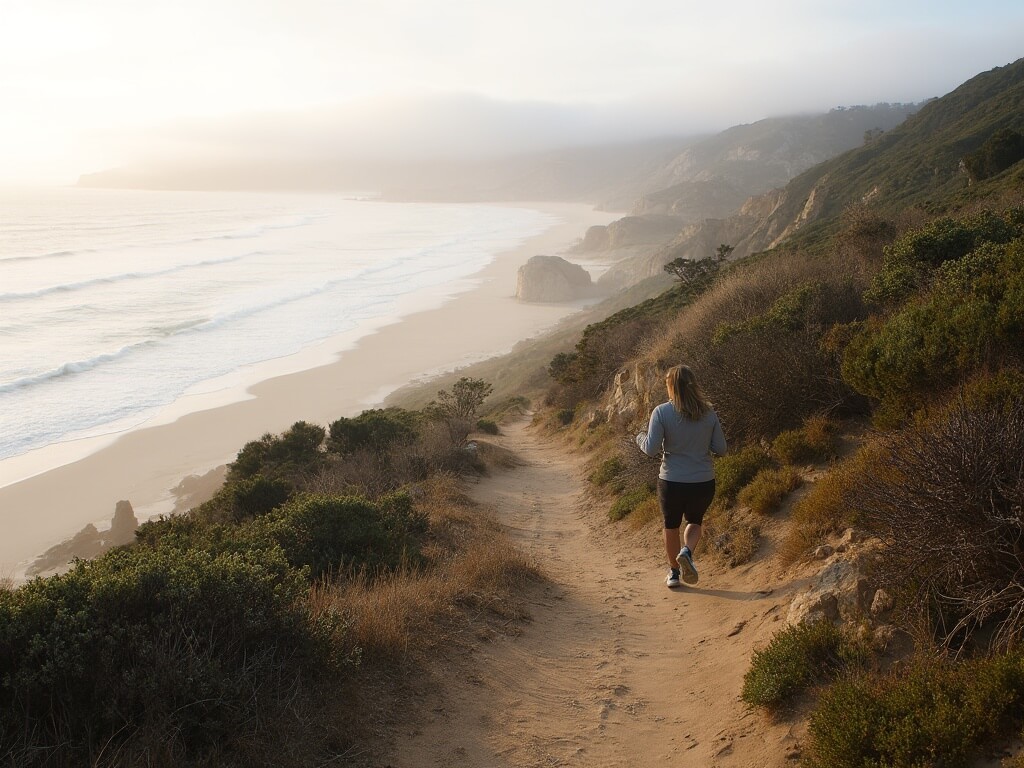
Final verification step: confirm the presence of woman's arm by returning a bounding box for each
[635,407,664,457]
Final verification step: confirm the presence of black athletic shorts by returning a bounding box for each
[658,478,716,529]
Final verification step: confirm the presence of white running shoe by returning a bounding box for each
[677,547,699,585]
[666,568,681,587]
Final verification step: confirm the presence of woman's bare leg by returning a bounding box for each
[664,527,681,567]
[683,523,702,553]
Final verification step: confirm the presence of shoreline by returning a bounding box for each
[0,201,616,579]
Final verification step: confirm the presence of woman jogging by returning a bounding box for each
[636,365,726,587]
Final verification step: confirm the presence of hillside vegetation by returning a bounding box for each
[540,59,1024,768]
[0,383,535,767]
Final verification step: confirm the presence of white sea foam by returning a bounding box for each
[0,188,553,461]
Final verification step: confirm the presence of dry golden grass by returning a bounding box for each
[311,473,539,666]
[779,443,888,565]
[803,414,839,454]
[638,251,870,441]
[773,415,840,465]
[702,503,763,567]
[738,466,803,515]
[627,495,662,531]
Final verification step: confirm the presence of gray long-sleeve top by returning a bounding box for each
[635,402,727,482]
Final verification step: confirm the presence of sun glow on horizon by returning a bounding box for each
[2,0,1024,184]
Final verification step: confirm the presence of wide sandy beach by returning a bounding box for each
[0,201,616,579]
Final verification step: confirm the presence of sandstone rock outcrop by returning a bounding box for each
[109,499,139,545]
[26,500,140,577]
[786,528,882,627]
[603,363,660,425]
[515,255,593,303]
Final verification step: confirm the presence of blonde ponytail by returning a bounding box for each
[665,364,711,420]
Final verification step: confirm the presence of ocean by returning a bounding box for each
[0,188,554,465]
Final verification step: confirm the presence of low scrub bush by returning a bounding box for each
[742,621,869,709]
[865,208,1023,306]
[779,444,887,565]
[844,231,1024,422]
[609,485,654,521]
[246,492,428,578]
[475,418,500,434]
[702,505,761,566]
[327,407,421,455]
[771,414,838,465]
[0,545,332,765]
[737,466,802,515]
[229,420,327,483]
[856,394,1024,650]
[590,455,624,487]
[714,445,773,503]
[191,474,294,524]
[805,653,1024,768]
[626,495,662,531]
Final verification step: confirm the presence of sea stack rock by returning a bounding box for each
[515,255,592,303]
[108,499,139,545]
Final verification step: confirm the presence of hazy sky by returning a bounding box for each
[3,0,1023,184]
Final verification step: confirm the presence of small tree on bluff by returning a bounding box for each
[663,243,733,286]
[433,377,493,421]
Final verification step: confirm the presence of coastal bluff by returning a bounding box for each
[515,254,592,302]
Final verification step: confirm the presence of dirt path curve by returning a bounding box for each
[389,420,806,767]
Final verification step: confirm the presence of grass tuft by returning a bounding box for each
[609,485,654,521]
[742,621,869,709]
[779,444,885,565]
[737,466,803,515]
[772,415,838,465]
[805,653,1024,768]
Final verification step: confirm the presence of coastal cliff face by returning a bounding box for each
[632,104,918,223]
[515,255,593,302]
[576,215,684,251]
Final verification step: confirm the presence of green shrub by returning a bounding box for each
[328,407,421,455]
[190,474,294,523]
[609,485,654,521]
[556,408,575,426]
[805,653,1024,768]
[737,466,802,515]
[247,492,427,578]
[0,544,325,764]
[714,446,773,503]
[590,456,624,487]
[229,420,327,482]
[865,209,1022,306]
[964,128,1024,183]
[475,418,500,434]
[741,621,868,709]
[843,223,1024,420]
[713,281,824,344]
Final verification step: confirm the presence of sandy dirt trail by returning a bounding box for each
[388,420,809,767]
